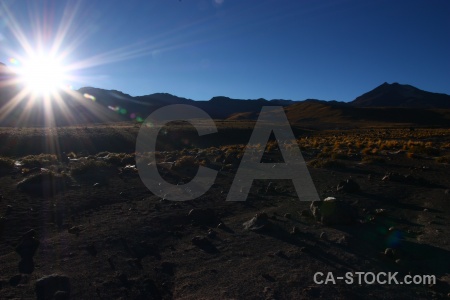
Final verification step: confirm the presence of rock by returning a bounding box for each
[9,274,23,287]
[291,226,300,234]
[395,259,406,267]
[381,172,429,186]
[337,178,360,193]
[17,171,67,196]
[320,232,326,239]
[207,229,216,238]
[18,258,35,274]
[68,226,81,235]
[384,248,395,259]
[337,235,349,246]
[243,213,270,231]
[217,222,225,229]
[375,208,386,215]
[191,236,217,253]
[35,274,70,300]
[284,213,292,219]
[191,236,208,246]
[310,199,357,225]
[15,229,40,274]
[274,250,287,258]
[310,202,320,218]
[15,229,40,263]
[382,172,405,182]
[53,290,70,300]
[187,208,217,225]
[324,197,336,201]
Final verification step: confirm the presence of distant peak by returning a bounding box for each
[351,82,450,109]
[210,96,232,102]
[380,82,400,86]
[377,82,407,89]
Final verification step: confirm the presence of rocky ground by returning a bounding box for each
[0,128,449,299]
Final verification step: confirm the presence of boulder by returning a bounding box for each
[35,274,70,300]
[310,199,357,225]
[337,178,360,193]
[15,229,40,260]
[243,212,270,231]
[15,229,40,274]
[187,208,218,225]
[17,171,67,196]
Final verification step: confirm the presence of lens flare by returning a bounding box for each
[8,57,19,65]
[83,93,96,101]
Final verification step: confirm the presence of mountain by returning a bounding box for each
[135,93,194,106]
[0,63,450,128]
[75,89,296,119]
[351,82,450,108]
[193,97,296,119]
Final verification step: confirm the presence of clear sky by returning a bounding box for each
[0,0,449,101]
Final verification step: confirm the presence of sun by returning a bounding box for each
[17,53,67,96]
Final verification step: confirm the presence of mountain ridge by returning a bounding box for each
[1,60,449,127]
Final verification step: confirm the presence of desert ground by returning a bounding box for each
[0,123,449,299]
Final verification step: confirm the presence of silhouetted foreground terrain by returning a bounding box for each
[0,125,449,299]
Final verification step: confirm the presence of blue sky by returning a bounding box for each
[0,0,449,101]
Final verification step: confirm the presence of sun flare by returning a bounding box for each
[17,54,67,96]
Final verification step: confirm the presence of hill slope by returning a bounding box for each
[282,100,450,129]
[351,82,450,108]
